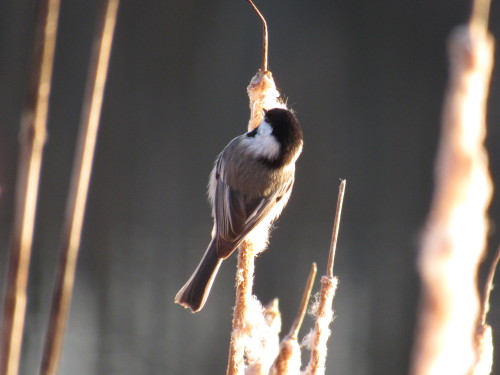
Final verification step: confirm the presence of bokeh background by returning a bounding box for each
[1,0,500,374]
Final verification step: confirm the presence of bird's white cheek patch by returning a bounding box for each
[246,120,280,160]
[258,120,273,136]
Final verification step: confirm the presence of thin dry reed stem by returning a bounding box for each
[327,180,346,278]
[39,1,119,374]
[0,1,61,374]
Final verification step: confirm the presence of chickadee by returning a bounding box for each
[175,108,303,312]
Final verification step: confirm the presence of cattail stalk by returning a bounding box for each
[227,70,286,375]
[227,241,256,375]
[303,180,345,375]
[410,5,494,374]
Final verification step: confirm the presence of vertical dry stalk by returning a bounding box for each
[227,4,306,370]
[227,241,256,375]
[227,243,280,375]
[303,180,345,375]
[227,5,280,371]
[410,18,494,375]
[39,1,119,374]
[0,1,61,374]
[227,67,286,375]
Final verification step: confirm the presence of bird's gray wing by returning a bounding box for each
[213,160,293,259]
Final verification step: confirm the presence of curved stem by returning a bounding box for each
[289,263,317,339]
[245,0,268,72]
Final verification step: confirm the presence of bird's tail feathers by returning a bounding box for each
[174,239,222,312]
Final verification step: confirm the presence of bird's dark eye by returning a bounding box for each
[247,128,257,138]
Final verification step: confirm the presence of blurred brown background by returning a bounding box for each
[1,0,500,374]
